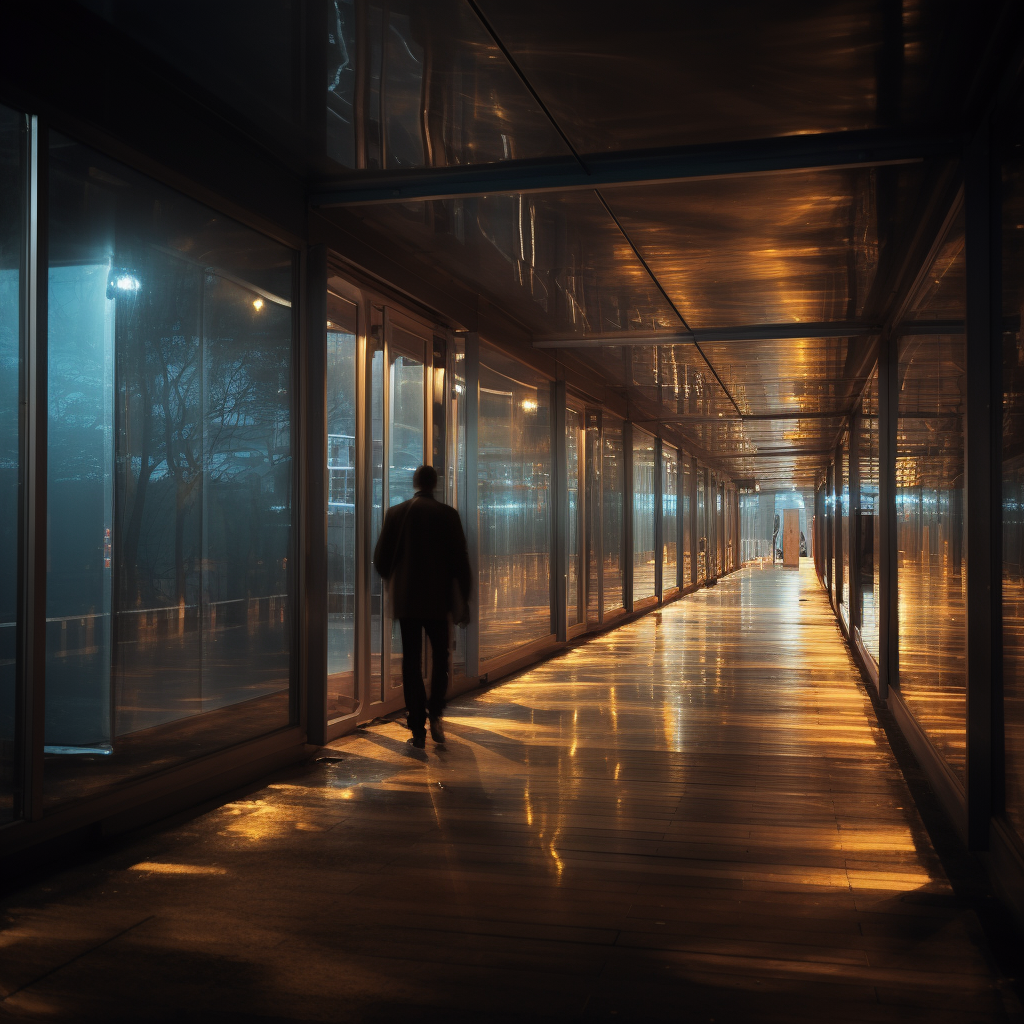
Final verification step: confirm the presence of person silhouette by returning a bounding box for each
[372,465,472,749]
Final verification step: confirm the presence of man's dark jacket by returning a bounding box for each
[372,492,472,620]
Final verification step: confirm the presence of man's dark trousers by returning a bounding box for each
[398,618,449,730]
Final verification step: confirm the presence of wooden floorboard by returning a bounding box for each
[0,563,1016,1022]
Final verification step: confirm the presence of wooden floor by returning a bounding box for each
[0,564,1015,1022]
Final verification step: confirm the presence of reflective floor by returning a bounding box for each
[0,565,1012,1022]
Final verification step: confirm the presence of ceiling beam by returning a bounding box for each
[635,410,849,423]
[532,321,881,349]
[309,129,962,207]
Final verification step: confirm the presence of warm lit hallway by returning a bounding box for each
[0,565,1016,1023]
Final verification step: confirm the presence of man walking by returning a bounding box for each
[372,465,472,749]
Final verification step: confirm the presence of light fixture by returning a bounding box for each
[253,297,264,311]
[116,274,140,291]
[522,399,538,412]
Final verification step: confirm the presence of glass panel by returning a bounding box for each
[369,333,385,702]
[840,440,850,618]
[566,408,583,626]
[662,445,678,591]
[387,328,425,694]
[632,427,656,603]
[0,105,21,823]
[1003,128,1024,843]
[602,418,625,612]
[478,357,551,662]
[326,291,358,722]
[586,412,600,625]
[859,370,880,663]
[897,206,966,780]
[681,459,691,585]
[696,469,707,582]
[449,338,468,678]
[45,133,294,807]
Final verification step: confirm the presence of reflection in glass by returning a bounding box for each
[327,292,358,721]
[45,134,294,807]
[325,0,567,172]
[602,418,625,612]
[897,208,966,779]
[859,370,880,662]
[566,408,583,626]
[696,470,707,582]
[632,428,656,603]
[478,359,551,661]
[662,445,678,591]
[0,105,21,822]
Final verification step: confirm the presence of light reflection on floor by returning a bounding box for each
[0,563,1012,1022]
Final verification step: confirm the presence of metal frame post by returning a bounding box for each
[301,244,328,745]
[964,118,1003,848]
[17,113,44,820]
[623,421,634,612]
[654,437,663,601]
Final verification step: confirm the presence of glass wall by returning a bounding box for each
[859,371,880,663]
[632,427,656,603]
[1003,132,1024,843]
[45,133,295,806]
[326,291,358,721]
[662,444,678,592]
[0,105,21,823]
[602,416,625,614]
[681,458,692,586]
[478,352,551,662]
[897,206,966,781]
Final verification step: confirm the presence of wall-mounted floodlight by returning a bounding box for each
[253,297,264,311]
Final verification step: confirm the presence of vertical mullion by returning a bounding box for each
[18,113,45,820]
[596,411,604,624]
[302,245,328,745]
[850,411,861,634]
[654,438,663,602]
[623,421,634,612]
[553,382,567,642]
[965,119,1002,848]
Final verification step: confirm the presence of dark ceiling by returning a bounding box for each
[75,0,1012,485]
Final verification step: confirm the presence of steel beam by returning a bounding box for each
[310,129,961,207]
[533,321,882,349]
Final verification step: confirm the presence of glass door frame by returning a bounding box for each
[373,305,435,712]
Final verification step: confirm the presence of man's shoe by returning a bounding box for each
[410,728,426,749]
[429,717,446,744]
